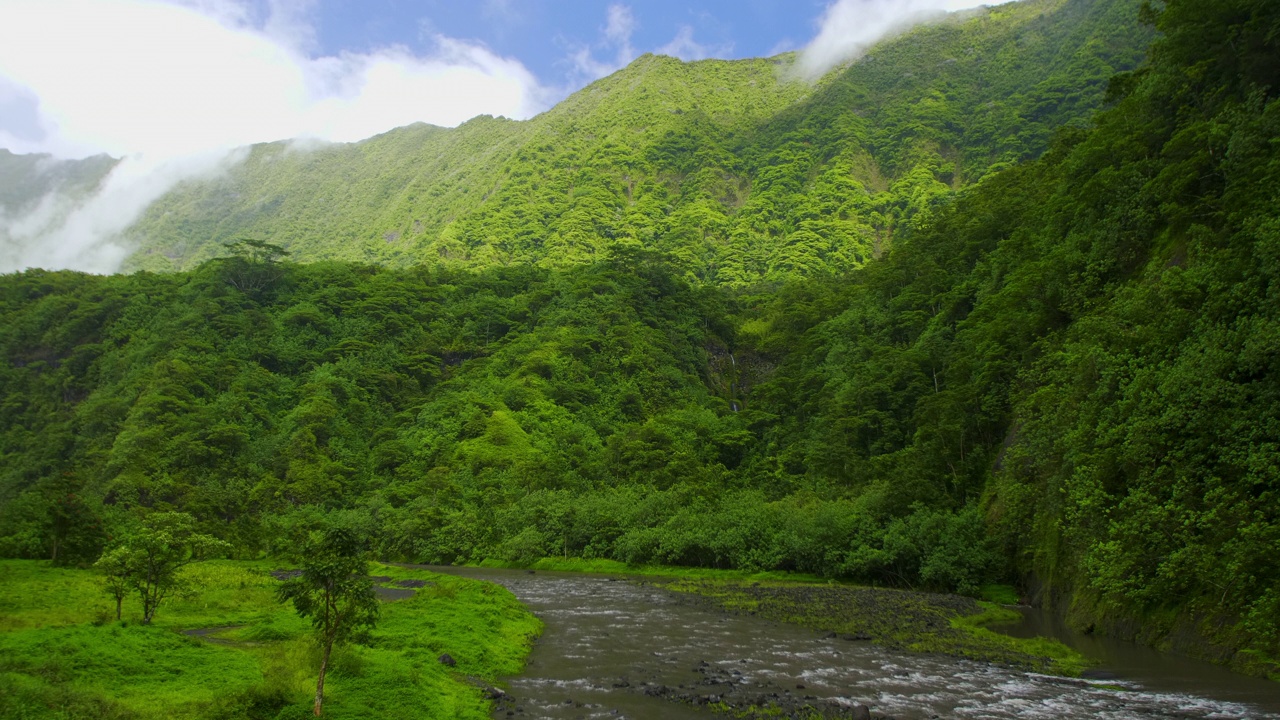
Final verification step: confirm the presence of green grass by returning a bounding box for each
[661,578,1090,676]
[0,559,541,720]
[979,584,1021,605]
[950,603,1089,676]
[476,556,833,584]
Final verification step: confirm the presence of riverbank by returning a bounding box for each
[441,566,1277,720]
[475,557,1087,675]
[0,560,541,719]
[663,579,1087,676]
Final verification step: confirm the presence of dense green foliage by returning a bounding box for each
[124,0,1148,286]
[1,0,1278,680]
[729,0,1280,673]
[0,560,541,719]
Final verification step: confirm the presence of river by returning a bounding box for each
[431,567,1280,720]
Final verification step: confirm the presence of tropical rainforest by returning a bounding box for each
[2,0,1279,684]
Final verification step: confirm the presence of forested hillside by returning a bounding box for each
[0,150,119,270]
[2,0,1278,680]
[123,0,1147,286]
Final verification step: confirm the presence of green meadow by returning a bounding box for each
[0,560,541,720]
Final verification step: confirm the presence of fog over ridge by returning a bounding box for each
[798,0,1000,79]
[0,0,1006,274]
[0,0,550,274]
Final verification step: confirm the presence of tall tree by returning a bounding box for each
[278,528,380,717]
[46,491,104,566]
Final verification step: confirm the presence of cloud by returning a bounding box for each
[0,0,548,158]
[567,3,731,82]
[0,0,552,273]
[798,0,997,79]
[1,150,243,274]
[604,4,639,51]
[656,26,733,62]
[567,4,639,83]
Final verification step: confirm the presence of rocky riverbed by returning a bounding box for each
[429,567,1280,720]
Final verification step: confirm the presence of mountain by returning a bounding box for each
[0,150,117,217]
[0,150,120,271]
[5,0,1278,680]
[122,0,1149,286]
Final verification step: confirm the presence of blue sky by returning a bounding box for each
[0,0,991,158]
[0,0,993,273]
[302,1,827,84]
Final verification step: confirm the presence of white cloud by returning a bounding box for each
[0,0,548,158]
[798,0,997,79]
[0,0,552,273]
[568,4,732,82]
[604,4,638,50]
[656,26,732,62]
[0,150,244,274]
[568,4,639,83]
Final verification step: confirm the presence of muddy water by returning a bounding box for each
[432,567,1280,720]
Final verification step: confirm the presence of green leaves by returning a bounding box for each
[277,528,379,644]
[94,511,230,623]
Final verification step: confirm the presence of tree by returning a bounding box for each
[97,512,229,624]
[277,528,380,717]
[46,491,105,567]
[221,237,290,293]
[96,545,133,621]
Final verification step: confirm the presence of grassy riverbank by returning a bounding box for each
[0,560,541,720]
[479,556,1086,675]
[478,556,831,584]
[665,579,1087,676]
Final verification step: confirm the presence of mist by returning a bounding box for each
[0,0,551,274]
[798,0,999,79]
[0,0,1011,274]
[0,151,248,274]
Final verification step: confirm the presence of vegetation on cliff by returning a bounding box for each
[1,0,1277,680]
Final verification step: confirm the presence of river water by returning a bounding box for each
[431,567,1280,720]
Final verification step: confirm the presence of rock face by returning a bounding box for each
[438,653,456,667]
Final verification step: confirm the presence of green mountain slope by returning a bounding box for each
[4,0,1277,680]
[0,150,120,270]
[0,150,117,217]
[124,0,1149,286]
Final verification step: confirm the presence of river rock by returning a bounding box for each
[850,705,872,720]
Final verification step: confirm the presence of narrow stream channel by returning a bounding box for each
[430,567,1280,719]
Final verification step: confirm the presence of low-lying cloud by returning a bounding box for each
[798,0,997,79]
[0,0,551,273]
[0,0,1007,274]
[0,151,245,274]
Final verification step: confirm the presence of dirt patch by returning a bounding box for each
[374,586,415,601]
[182,625,245,645]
